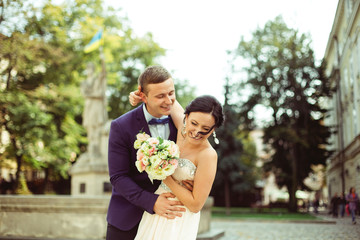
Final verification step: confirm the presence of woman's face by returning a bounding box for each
[184,112,215,144]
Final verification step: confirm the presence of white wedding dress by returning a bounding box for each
[135,158,200,240]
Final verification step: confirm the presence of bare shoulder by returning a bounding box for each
[197,146,217,164]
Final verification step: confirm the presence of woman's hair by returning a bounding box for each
[138,65,172,94]
[349,187,355,194]
[184,95,224,129]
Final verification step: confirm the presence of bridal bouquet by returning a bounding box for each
[134,132,180,182]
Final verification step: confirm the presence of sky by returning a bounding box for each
[107,0,339,108]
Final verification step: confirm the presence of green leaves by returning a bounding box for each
[1,0,196,193]
[234,16,333,211]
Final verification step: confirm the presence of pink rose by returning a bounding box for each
[161,160,168,169]
[137,150,145,161]
[137,133,150,142]
[169,159,178,169]
[141,158,149,167]
[148,138,160,147]
[169,143,179,156]
[148,146,156,156]
[139,161,146,171]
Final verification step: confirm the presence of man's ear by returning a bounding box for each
[139,91,147,103]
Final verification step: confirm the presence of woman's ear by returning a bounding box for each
[183,114,189,124]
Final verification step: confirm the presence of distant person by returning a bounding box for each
[346,187,359,224]
[338,193,347,218]
[313,197,320,214]
[330,193,339,217]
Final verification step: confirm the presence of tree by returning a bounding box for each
[234,16,333,212]
[0,0,183,193]
[0,0,86,192]
[212,77,257,213]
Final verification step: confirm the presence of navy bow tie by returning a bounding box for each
[148,117,170,125]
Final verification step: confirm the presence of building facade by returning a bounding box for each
[324,0,360,199]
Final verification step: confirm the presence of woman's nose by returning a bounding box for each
[194,128,202,137]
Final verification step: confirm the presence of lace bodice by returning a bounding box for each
[159,158,196,192]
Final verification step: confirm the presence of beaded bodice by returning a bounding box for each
[159,158,196,192]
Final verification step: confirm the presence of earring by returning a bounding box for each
[213,131,219,144]
[181,122,187,137]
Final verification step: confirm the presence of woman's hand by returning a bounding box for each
[164,176,193,192]
[129,86,143,106]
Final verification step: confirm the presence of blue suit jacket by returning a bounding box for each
[106,104,177,231]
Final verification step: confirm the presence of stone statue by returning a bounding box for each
[81,56,107,161]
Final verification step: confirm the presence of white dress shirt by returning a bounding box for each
[143,104,170,140]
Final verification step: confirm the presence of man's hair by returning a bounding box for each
[138,65,172,94]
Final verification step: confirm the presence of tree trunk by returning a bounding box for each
[41,167,50,193]
[288,146,298,212]
[224,176,231,215]
[9,134,23,193]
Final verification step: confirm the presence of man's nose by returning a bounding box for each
[165,95,173,104]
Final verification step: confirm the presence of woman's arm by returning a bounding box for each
[170,100,185,130]
[163,149,217,213]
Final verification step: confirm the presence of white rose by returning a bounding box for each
[134,140,142,149]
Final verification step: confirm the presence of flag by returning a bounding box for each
[84,30,103,53]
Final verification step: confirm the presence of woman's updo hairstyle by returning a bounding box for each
[184,95,224,129]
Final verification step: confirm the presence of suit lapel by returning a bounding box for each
[168,118,178,142]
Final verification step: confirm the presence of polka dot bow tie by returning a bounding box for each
[148,116,170,125]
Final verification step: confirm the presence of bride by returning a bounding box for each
[130,93,224,240]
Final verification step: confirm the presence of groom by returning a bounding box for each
[106,65,185,240]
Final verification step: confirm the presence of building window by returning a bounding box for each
[345,0,354,20]
[345,110,352,145]
[358,36,360,76]
[80,183,86,193]
[349,54,358,136]
[103,182,112,193]
[341,68,348,103]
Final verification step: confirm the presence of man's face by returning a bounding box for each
[142,78,176,118]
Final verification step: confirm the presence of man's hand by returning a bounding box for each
[153,192,186,219]
[182,180,194,191]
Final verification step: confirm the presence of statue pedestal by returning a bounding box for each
[70,156,110,196]
[196,197,225,240]
[70,121,111,196]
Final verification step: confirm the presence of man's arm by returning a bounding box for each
[108,120,185,217]
[108,120,158,213]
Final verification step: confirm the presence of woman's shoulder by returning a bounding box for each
[197,145,217,162]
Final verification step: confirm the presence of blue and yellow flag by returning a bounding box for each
[84,30,103,53]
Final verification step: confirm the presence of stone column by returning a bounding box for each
[70,57,111,197]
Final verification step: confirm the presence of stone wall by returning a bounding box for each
[0,195,213,239]
[0,195,109,239]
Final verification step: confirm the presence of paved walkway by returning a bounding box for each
[211,213,360,240]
